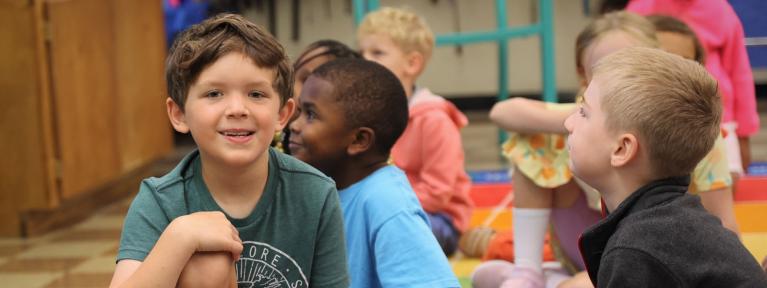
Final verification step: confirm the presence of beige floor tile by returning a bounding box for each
[0,272,62,288]
[0,237,43,246]
[99,201,131,216]
[0,242,33,258]
[73,215,125,231]
[16,241,116,259]
[0,257,6,266]
[101,244,119,257]
[50,229,122,242]
[0,258,86,273]
[45,272,113,288]
[71,256,117,274]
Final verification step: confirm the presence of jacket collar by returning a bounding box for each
[578,175,690,285]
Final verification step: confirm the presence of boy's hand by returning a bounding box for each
[170,211,243,261]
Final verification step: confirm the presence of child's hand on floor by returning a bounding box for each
[169,211,243,261]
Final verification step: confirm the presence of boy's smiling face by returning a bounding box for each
[289,76,354,176]
[167,52,293,167]
[564,77,614,188]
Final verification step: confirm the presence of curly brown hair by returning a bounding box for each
[165,13,293,110]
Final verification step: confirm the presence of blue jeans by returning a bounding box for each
[427,212,459,256]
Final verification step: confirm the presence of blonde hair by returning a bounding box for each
[575,11,658,72]
[357,7,435,60]
[594,47,721,178]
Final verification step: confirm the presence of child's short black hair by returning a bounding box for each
[311,59,408,155]
[294,39,362,70]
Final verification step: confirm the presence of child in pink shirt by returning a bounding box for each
[626,0,759,174]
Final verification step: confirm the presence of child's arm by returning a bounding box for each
[698,187,740,236]
[722,14,758,170]
[691,135,740,235]
[723,13,759,139]
[110,211,242,288]
[410,112,467,211]
[489,97,573,134]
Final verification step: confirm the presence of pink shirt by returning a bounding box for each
[391,88,473,232]
[628,0,759,136]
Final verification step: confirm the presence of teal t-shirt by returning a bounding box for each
[117,148,349,288]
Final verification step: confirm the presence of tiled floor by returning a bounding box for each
[0,200,129,287]
[1,101,766,287]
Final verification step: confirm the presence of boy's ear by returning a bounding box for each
[347,127,375,157]
[166,98,189,133]
[611,133,639,168]
[404,51,425,77]
[276,98,296,131]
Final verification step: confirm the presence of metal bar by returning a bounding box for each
[497,0,509,144]
[745,37,767,46]
[540,0,557,103]
[352,0,365,26]
[368,0,380,11]
[436,25,540,46]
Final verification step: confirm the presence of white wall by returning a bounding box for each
[243,0,593,98]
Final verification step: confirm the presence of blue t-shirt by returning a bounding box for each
[339,165,459,288]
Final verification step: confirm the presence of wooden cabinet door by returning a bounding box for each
[46,0,121,199]
[0,0,54,235]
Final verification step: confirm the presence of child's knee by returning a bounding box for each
[178,251,237,288]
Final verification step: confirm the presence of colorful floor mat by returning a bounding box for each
[453,171,767,287]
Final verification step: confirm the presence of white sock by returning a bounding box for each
[513,208,551,272]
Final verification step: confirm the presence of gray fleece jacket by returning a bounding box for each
[579,176,767,288]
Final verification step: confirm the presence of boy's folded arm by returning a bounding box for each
[109,219,198,288]
[410,114,467,212]
[110,212,243,288]
[489,98,572,134]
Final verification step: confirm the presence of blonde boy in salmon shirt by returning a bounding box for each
[358,7,473,255]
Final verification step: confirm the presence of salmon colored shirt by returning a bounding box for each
[391,88,474,232]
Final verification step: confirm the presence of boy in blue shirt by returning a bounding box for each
[110,14,349,288]
[289,58,459,287]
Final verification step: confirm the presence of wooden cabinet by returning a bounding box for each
[0,0,173,236]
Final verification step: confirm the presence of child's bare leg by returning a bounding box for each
[514,169,554,208]
[512,169,553,273]
[557,271,594,288]
[699,187,740,236]
[177,251,237,288]
[552,179,581,209]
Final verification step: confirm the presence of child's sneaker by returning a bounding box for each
[458,227,496,258]
[499,266,545,288]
